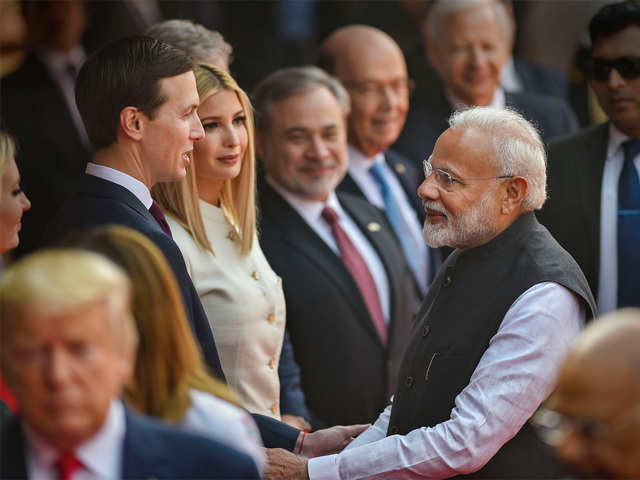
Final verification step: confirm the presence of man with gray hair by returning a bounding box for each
[146,19,233,72]
[394,0,578,163]
[266,107,596,479]
[255,66,415,429]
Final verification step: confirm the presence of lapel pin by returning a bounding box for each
[394,163,407,174]
[368,222,381,232]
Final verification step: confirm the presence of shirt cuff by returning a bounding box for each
[308,454,340,480]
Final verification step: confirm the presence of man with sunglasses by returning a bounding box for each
[536,308,640,479]
[539,0,640,313]
[265,107,596,480]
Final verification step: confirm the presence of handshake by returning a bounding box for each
[265,424,369,480]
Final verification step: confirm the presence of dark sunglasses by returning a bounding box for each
[587,55,640,81]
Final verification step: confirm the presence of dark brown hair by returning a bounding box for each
[76,35,194,150]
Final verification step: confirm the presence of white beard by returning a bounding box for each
[422,187,501,250]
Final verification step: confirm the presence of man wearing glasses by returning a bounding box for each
[265,107,596,479]
[535,308,640,479]
[539,0,640,313]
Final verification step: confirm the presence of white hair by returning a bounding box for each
[146,19,233,65]
[424,0,512,43]
[448,106,547,211]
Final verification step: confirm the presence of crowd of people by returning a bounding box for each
[1,0,639,479]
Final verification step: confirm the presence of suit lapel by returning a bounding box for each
[575,124,608,250]
[339,193,399,345]
[29,54,91,160]
[0,417,28,479]
[338,173,365,197]
[121,410,168,479]
[575,124,608,280]
[80,175,162,231]
[262,185,384,345]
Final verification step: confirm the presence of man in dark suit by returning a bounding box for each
[318,25,440,296]
[253,66,415,429]
[543,308,640,479]
[1,0,91,257]
[0,249,259,479]
[47,35,224,378]
[394,0,579,163]
[538,0,640,313]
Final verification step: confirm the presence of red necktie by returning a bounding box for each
[55,452,83,480]
[322,207,387,344]
[149,200,173,238]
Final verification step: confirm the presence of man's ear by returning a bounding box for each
[501,176,527,214]
[120,106,144,141]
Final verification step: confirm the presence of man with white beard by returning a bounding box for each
[265,107,597,479]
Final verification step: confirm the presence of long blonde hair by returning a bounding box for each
[153,64,256,255]
[0,132,16,196]
[65,226,238,422]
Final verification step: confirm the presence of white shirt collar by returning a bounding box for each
[24,399,126,479]
[500,56,523,92]
[266,176,344,224]
[607,123,632,159]
[447,87,506,111]
[86,162,153,209]
[347,144,385,176]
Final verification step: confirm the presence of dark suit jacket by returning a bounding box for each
[513,58,569,100]
[537,123,608,300]
[48,174,223,378]
[259,182,415,428]
[0,408,259,479]
[393,88,579,164]
[48,174,300,449]
[0,52,92,257]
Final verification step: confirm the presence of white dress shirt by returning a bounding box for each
[500,57,524,93]
[598,124,640,314]
[268,178,391,322]
[25,400,125,480]
[38,46,89,147]
[308,282,585,479]
[346,145,430,291]
[181,389,266,473]
[85,163,153,209]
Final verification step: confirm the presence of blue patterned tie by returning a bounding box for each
[617,139,640,307]
[369,162,429,293]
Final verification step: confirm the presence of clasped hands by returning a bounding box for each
[265,424,369,480]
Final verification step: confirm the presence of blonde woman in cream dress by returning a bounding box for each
[153,64,309,429]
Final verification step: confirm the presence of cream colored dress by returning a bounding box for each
[167,200,286,418]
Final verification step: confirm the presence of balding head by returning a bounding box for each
[547,309,640,479]
[319,25,410,157]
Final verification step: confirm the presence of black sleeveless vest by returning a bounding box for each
[387,212,596,478]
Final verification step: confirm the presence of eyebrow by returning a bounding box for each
[284,126,310,135]
[182,102,199,114]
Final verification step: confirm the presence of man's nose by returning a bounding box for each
[469,45,487,67]
[418,174,439,200]
[46,348,73,388]
[607,67,626,89]
[191,116,205,141]
[308,137,330,159]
